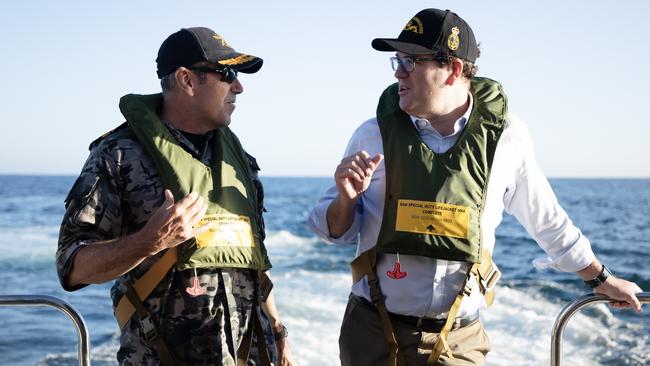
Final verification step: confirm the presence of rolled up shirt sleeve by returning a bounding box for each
[56,146,124,291]
[504,125,595,273]
[308,119,384,246]
[308,185,362,245]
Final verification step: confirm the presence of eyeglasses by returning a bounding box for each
[188,66,238,83]
[390,56,442,73]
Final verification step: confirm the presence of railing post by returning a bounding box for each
[551,292,650,366]
[0,295,91,366]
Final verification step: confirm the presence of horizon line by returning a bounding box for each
[0,173,649,180]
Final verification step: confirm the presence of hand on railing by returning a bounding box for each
[551,292,650,366]
[593,277,644,312]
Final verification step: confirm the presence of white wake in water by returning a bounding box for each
[265,230,632,366]
[482,285,614,365]
[23,229,643,365]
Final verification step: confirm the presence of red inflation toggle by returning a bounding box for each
[186,276,207,297]
[387,262,407,280]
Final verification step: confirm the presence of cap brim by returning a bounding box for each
[372,38,437,54]
[215,52,263,74]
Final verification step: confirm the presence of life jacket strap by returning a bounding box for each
[116,248,273,365]
[476,251,501,306]
[124,286,178,366]
[427,249,499,364]
[259,271,273,302]
[351,248,500,365]
[236,305,272,366]
[114,247,178,330]
[350,248,407,366]
[236,271,272,366]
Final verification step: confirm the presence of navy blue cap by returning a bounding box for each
[372,9,479,63]
[156,27,263,78]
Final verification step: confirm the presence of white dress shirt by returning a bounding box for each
[308,95,595,319]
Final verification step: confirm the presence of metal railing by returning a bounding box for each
[551,292,650,366]
[0,295,90,366]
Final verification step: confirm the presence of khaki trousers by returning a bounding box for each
[339,295,491,366]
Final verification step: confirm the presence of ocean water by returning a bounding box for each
[0,175,648,366]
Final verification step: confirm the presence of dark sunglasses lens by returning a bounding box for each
[224,69,238,83]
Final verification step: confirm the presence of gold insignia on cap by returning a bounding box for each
[212,33,230,47]
[447,26,460,51]
[219,54,255,66]
[403,16,424,34]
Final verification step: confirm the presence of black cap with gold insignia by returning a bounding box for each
[372,9,479,63]
[156,27,263,78]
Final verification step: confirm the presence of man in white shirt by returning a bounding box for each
[308,8,642,366]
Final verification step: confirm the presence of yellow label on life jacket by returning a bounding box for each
[395,200,469,239]
[194,214,255,248]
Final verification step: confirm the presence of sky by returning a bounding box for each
[1,0,649,178]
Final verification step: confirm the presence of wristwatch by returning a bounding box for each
[274,324,288,341]
[584,265,612,289]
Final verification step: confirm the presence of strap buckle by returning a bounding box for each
[368,278,384,305]
[479,263,501,293]
[140,315,158,342]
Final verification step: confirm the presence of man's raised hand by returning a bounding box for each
[334,151,384,201]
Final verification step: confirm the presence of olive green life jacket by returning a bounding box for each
[376,77,507,263]
[119,93,271,271]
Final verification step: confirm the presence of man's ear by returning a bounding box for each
[175,67,196,96]
[446,58,464,86]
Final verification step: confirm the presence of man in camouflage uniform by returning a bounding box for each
[56,27,295,366]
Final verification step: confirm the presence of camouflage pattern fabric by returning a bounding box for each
[57,122,268,365]
[247,310,278,365]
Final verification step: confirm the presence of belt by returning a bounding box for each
[357,296,479,333]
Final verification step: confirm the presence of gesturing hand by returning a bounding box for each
[136,190,212,256]
[335,151,384,201]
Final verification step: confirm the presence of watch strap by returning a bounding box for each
[274,324,288,340]
[584,265,612,289]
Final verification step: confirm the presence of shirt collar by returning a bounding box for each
[409,92,473,138]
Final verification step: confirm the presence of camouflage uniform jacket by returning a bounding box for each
[57,119,267,366]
